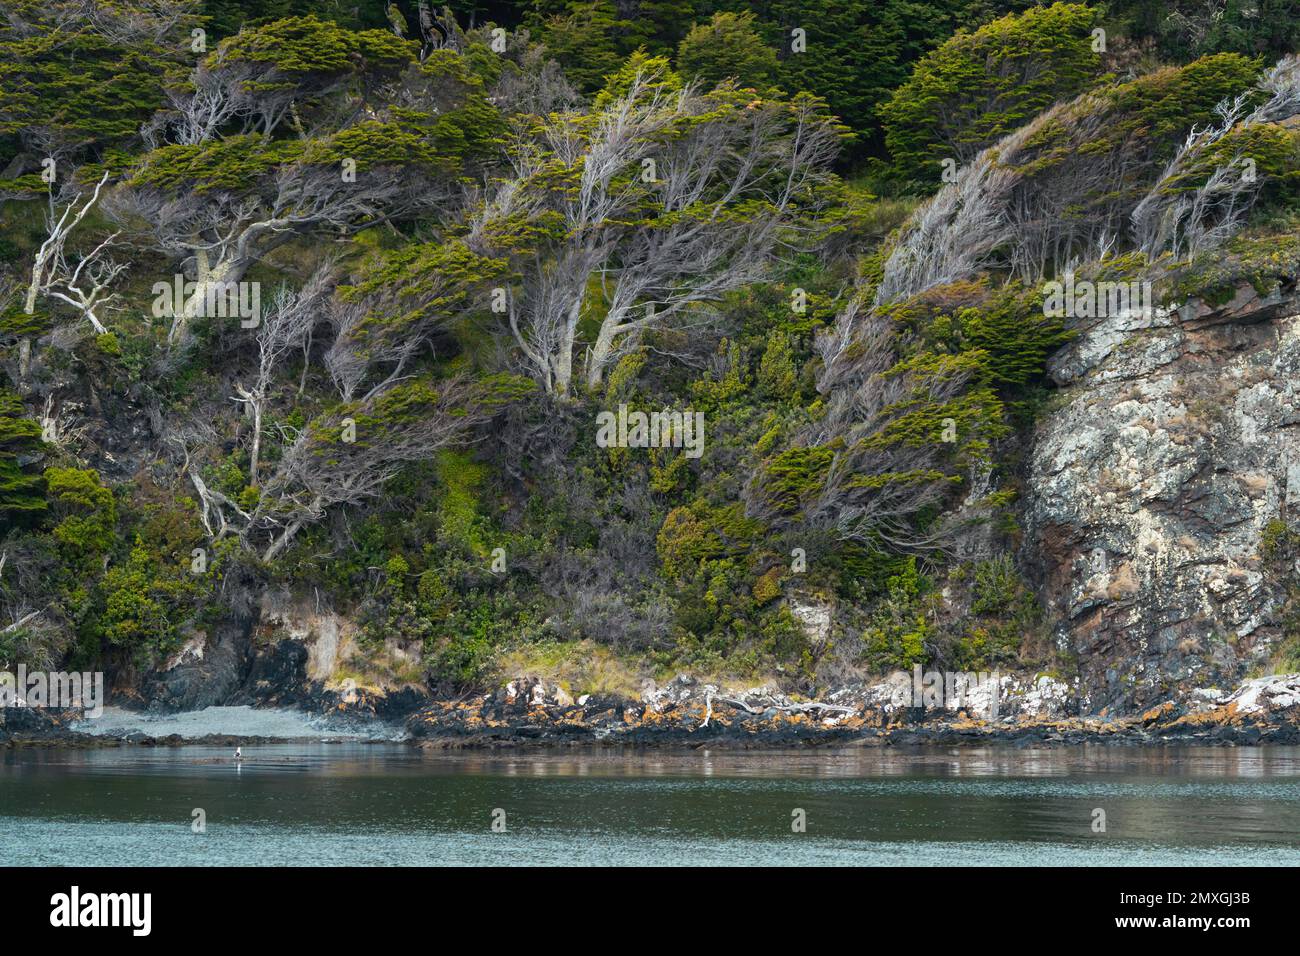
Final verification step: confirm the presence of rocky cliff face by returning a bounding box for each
[1024,284,1300,713]
[134,585,428,719]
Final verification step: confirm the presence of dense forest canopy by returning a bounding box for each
[1,0,1298,694]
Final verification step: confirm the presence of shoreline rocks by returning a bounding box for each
[10,671,1300,752]
[404,672,1300,750]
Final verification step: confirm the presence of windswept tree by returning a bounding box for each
[747,285,1021,556]
[233,267,332,489]
[757,48,1298,562]
[197,372,529,562]
[325,237,509,402]
[1133,55,1300,260]
[876,52,1268,299]
[484,56,844,395]
[113,16,505,346]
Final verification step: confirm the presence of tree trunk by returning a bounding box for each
[248,401,263,489]
[552,341,573,395]
[171,256,251,346]
[16,338,31,390]
[551,299,584,395]
[262,515,306,563]
[585,316,622,390]
[20,261,45,392]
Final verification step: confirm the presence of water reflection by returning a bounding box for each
[3,743,1298,865]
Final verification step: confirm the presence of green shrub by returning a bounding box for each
[45,467,116,562]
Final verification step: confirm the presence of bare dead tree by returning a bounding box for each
[17,171,118,384]
[39,231,127,336]
[873,147,1020,306]
[234,267,334,487]
[84,0,200,45]
[25,172,112,317]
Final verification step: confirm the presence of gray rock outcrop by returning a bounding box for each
[1024,286,1300,712]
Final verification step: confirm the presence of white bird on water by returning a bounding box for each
[235,746,242,761]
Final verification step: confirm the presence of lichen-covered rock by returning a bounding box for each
[1219,673,1300,716]
[1024,288,1300,713]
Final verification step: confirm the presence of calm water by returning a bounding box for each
[3,744,1300,865]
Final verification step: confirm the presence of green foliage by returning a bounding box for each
[609,0,697,56]
[1164,122,1300,201]
[689,340,751,408]
[1096,52,1262,150]
[676,11,778,90]
[0,2,190,155]
[531,1,622,92]
[129,135,304,194]
[339,238,510,342]
[865,350,1008,462]
[863,557,934,669]
[531,0,695,65]
[657,500,759,581]
[45,467,116,563]
[753,444,834,519]
[751,564,783,604]
[0,391,46,524]
[594,49,683,107]
[891,279,1076,414]
[435,449,490,556]
[1167,220,1300,305]
[210,14,414,85]
[879,3,1102,186]
[97,536,201,660]
[1259,518,1300,673]
[1261,518,1300,564]
[411,51,510,165]
[199,0,387,39]
[1109,0,1300,62]
[757,328,800,399]
[752,276,1068,595]
[427,612,495,688]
